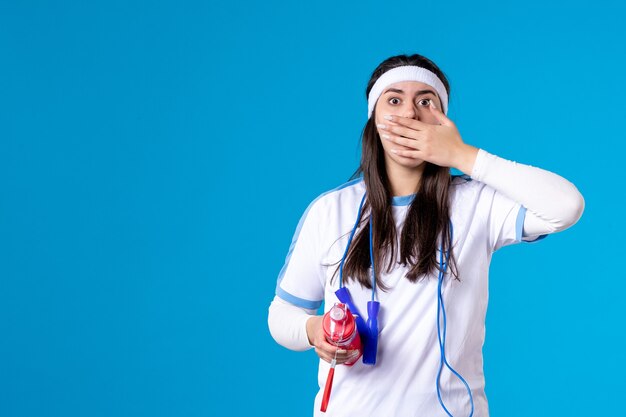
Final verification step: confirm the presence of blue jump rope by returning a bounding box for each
[336,192,474,417]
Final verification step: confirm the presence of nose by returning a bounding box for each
[400,103,419,120]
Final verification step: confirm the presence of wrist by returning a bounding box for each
[306,315,322,346]
[455,144,479,175]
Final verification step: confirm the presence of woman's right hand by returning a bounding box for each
[306,315,360,365]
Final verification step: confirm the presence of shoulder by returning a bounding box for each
[306,177,365,212]
[450,173,492,195]
[449,173,496,209]
[450,173,475,187]
[450,173,479,197]
[284,178,365,251]
[449,173,519,226]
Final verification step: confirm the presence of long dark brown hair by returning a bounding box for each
[332,53,460,291]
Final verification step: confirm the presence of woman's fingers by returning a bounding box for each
[381,132,420,151]
[385,128,451,164]
[333,349,360,365]
[381,111,466,168]
[306,315,361,364]
[314,347,335,363]
[316,337,360,364]
[315,345,361,364]
[340,349,361,364]
[316,339,343,359]
[378,121,426,141]
[383,114,431,130]
[314,338,336,361]
[308,318,339,362]
[390,148,422,159]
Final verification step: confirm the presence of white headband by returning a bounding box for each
[367,65,448,119]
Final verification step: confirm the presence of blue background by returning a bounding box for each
[1,0,624,416]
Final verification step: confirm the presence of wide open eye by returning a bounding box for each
[389,97,401,105]
[417,98,432,107]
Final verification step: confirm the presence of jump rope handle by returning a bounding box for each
[363,300,380,365]
[334,287,380,365]
[334,287,368,336]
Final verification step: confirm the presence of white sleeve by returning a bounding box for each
[274,196,326,309]
[470,148,585,249]
[269,196,326,351]
[267,295,316,351]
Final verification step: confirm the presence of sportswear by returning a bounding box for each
[268,148,585,417]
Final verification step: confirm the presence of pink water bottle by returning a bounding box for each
[322,303,362,365]
[320,303,362,413]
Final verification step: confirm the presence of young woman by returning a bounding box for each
[267,53,584,417]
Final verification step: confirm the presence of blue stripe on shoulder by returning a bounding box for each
[275,177,364,308]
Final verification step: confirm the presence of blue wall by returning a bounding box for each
[1,0,623,415]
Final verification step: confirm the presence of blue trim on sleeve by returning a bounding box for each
[276,287,323,310]
[275,177,364,308]
[517,204,549,243]
[516,205,527,242]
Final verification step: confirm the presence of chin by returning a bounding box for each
[394,155,425,168]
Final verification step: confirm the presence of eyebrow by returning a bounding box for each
[383,88,437,96]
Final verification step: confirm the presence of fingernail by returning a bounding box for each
[430,102,437,109]
[337,349,347,354]
[381,134,390,140]
[383,115,393,121]
[376,123,387,130]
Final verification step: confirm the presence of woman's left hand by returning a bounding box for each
[380,102,479,174]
